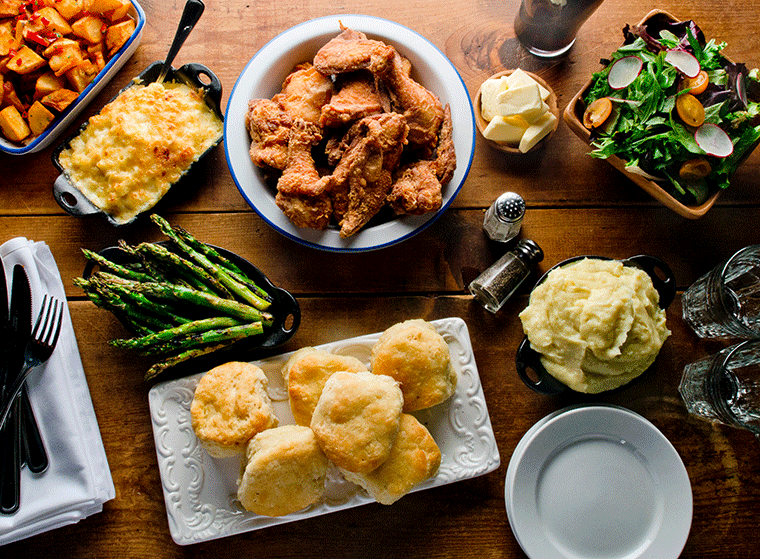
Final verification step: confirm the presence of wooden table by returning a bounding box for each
[2,0,759,556]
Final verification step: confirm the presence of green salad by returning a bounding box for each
[583,16,760,205]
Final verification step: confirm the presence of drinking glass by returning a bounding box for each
[682,245,760,339]
[514,0,605,58]
[679,340,760,436]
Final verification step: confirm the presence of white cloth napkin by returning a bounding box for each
[0,237,115,545]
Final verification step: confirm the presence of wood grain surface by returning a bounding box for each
[2,0,759,557]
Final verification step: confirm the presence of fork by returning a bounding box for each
[0,296,64,433]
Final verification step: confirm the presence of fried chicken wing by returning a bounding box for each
[245,98,292,171]
[274,62,334,124]
[329,113,409,236]
[377,51,444,157]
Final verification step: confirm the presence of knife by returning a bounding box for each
[0,259,48,478]
[0,265,32,515]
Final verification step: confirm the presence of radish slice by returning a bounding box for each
[608,56,643,90]
[695,124,734,157]
[665,49,701,78]
[737,73,748,107]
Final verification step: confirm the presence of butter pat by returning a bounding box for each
[482,115,530,143]
[479,77,509,122]
[519,111,558,153]
[506,68,551,101]
[496,83,545,122]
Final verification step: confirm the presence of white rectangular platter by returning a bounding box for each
[148,317,500,545]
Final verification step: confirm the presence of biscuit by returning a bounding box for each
[310,371,403,474]
[281,347,368,426]
[341,413,441,505]
[191,361,278,458]
[370,319,457,411]
[237,425,328,517]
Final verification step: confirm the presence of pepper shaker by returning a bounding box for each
[483,191,525,242]
[469,239,543,313]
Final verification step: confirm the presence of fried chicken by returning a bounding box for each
[313,26,396,76]
[330,113,409,236]
[274,62,335,124]
[277,120,332,197]
[275,120,333,229]
[247,26,456,238]
[319,71,384,129]
[245,98,292,171]
[377,51,444,157]
[388,104,455,215]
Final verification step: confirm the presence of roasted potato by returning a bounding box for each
[105,18,134,56]
[71,15,106,44]
[40,88,78,112]
[27,100,55,134]
[0,105,31,142]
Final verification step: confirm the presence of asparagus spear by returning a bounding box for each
[174,224,272,302]
[135,242,232,298]
[144,344,228,382]
[81,248,155,282]
[150,214,272,310]
[74,277,171,332]
[138,321,263,355]
[93,272,273,324]
[111,316,243,349]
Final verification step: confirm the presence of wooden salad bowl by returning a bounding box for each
[563,9,760,219]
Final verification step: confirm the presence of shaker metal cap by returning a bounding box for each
[495,192,525,222]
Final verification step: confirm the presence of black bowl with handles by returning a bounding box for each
[52,61,224,226]
[515,254,676,395]
[82,241,300,353]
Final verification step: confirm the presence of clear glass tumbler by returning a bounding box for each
[679,340,760,436]
[682,245,760,339]
[514,0,605,58]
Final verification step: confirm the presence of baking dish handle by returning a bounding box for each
[178,63,223,112]
[515,337,567,395]
[53,174,103,218]
[623,254,676,309]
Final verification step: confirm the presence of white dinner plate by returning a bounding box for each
[506,405,692,559]
[149,317,499,545]
[223,14,475,252]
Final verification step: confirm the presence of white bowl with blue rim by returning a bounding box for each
[224,14,475,253]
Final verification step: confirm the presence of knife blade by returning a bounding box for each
[0,265,32,515]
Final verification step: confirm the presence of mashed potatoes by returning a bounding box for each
[518,258,670,393]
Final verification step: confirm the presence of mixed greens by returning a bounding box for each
[583,16,760,205]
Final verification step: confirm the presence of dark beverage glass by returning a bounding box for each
[514,0,605,58]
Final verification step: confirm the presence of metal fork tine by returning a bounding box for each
[47,300,64,348]
[30,294,48,339]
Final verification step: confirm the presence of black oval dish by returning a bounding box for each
[515,254,676,395]
[52,61,224,226]
[83,241,300,357]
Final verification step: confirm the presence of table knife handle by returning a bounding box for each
[20,387,48,474]
[0,399,21,515]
